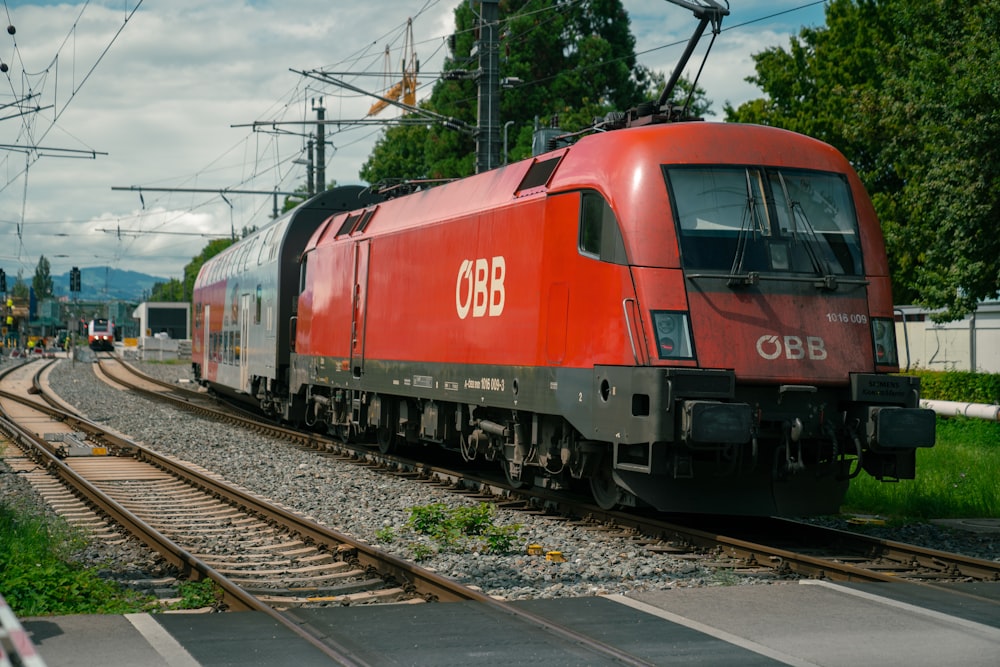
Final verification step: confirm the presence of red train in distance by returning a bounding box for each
[87,318,115,352]
[193,121,936,516]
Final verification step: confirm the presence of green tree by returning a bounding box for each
[726,0,1000,320]
[149,278,185,302]
[12,270,29,300]
[183,239,235,301]
[361,0,696,183]
[32,256,55,300]
[147,239,235,303]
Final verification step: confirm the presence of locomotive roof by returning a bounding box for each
[303,122,878,272]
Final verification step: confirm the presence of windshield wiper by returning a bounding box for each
[727,169,762,287]
[775,172,840,290]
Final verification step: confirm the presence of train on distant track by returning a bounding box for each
[191,113,936,515]
[87,318,115,352]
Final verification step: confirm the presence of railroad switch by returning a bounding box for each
[44,432,108,457]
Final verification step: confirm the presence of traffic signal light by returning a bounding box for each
[0,268,5,293]
[70,266,81,292]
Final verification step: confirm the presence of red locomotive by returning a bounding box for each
[193,120,935,516]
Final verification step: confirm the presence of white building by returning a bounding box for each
[130,302,191,360]
[895,301,1000,373]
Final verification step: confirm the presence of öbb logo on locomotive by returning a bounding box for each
[455,256,506,319]
[755,334,828,361]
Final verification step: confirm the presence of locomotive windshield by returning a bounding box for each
[664,166,863,278]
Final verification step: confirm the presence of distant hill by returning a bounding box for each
[53,267,170,303]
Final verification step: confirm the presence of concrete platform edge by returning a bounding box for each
[798,580,1000,640]
[124,614,199,667]
[603,594,820,667]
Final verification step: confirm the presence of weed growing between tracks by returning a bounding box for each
[843,417,1000,519]
[168,579,222,611]
[376,502,523,560]
[0,501,159,616]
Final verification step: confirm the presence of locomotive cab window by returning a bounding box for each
[578,190,627,264]
[665,166,863,277]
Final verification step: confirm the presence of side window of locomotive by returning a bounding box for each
[298,256,308,295]
[255,284,262,325]
[579,194,602,256]
[578,191,627,264]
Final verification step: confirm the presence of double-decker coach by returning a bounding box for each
[192,186,382,416]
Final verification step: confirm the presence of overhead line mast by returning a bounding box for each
[476,0,500,173]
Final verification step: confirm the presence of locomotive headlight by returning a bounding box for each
[871,317,898,366]
[652,311,694,360]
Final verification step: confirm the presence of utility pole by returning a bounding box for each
[306,138,315,195]
[293,138,315,196]
[476,0,500,174]
[314,98,326,192]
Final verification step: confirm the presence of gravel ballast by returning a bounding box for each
[5,356,996,602]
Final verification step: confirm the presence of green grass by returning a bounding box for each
[0,502,160,616]
[843,417,1000,519]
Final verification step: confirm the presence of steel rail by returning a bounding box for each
[12,358,658,666]
[0,383,384,665]
[99,359,657,666]
[101,356,1000,589]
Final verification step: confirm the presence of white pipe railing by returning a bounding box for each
[921,399,1000,421]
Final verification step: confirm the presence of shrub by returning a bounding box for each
[904,369,1000,404]
[406,502,522,554]
[0,503,158,616]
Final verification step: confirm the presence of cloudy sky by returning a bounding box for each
[0,0,827,282]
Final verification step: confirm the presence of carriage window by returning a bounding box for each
[255,284,262,324]
[665,166,863,276]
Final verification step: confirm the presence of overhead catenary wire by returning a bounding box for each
[1,0,146,276]
[1,1,830,280]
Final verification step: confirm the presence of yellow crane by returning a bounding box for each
[368,18,418,116]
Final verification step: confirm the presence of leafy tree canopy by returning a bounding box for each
[361,0,708,183]
[154,190,331,303]
[32,255,54,301]
[150,238,235,303]
[11,269,29,300]
[726,0,1000,321]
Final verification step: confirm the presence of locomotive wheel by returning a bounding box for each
[377,427,396,455]
[502,459,528,489]
[336,425,353,444]
[589,455,621,510]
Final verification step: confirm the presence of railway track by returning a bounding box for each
[0,358,656,666]
[95,356,1000,592]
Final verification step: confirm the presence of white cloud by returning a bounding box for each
[1,0,826,281]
